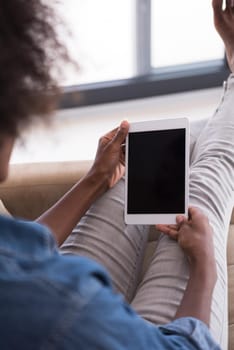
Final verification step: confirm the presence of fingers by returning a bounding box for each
[213,0,234,14]
[213,0,225,26]
[212,0,223,11]
[99,121,129,147]
[212,0,234,11]
[156,224,179,240]
[101,121,129,147]
[111,120,129,147]
[156,208,206,233]
[227,0,234,9]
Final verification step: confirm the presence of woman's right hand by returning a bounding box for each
[89,121,129,190]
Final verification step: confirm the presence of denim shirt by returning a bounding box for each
[0,215,220,350]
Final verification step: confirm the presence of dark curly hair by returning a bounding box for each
[0,0,71,136]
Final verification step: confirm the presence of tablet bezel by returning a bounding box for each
[125,118,190,225]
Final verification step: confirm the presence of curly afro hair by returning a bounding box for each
[0,0,70,136]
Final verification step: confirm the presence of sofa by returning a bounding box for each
[0,160,233,349]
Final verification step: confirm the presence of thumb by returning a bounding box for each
[111,120,129,146]
[176,215,186,225]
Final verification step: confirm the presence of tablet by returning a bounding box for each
[125,118,189,225]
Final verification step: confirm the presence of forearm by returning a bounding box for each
[174,261,217,326]
[36,170,108,246]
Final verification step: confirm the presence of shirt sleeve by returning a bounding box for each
[59,275,221,350]
[159,318,221,350]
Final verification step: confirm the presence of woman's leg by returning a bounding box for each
[60,178,149,302]
[131,76,234,349]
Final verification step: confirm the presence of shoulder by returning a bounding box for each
[0,215,57,258]
[0,214,53,242]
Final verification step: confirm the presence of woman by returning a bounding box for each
[0,0,233,349]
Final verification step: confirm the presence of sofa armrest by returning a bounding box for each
[0,161,92,220]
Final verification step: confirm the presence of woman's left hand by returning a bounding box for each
[90,120,129,189]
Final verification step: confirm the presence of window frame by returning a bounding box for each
[59,0,230,109]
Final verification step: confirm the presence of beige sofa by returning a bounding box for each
[0,161,233,349]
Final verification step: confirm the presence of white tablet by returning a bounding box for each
[125,118,189,225]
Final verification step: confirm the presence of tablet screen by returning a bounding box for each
[127,128,186,214]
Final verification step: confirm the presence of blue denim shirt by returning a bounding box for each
[0,215,221,350]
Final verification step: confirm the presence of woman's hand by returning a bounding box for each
[89,120,129,189]
[159,207,218,326]
[156,207,216,271]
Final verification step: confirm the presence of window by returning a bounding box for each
[57,0,229,108]
[151,0,224,68]
[57,0,135,86]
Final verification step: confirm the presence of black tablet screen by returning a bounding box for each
[127,128,186,214]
